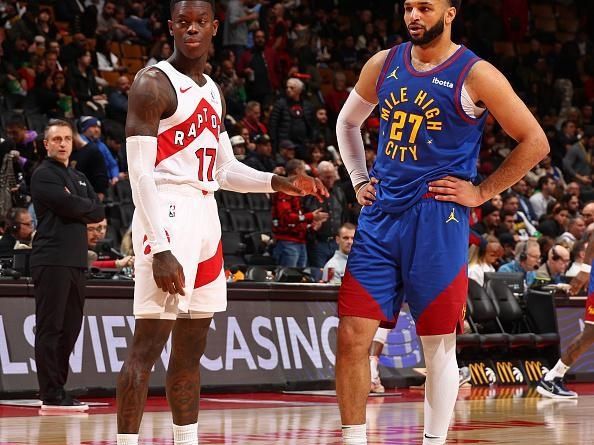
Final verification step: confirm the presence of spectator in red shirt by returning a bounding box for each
[323,71,349,123]
[272,159,328,267]
[240,100,268,140]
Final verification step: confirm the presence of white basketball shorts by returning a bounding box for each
[132,184,226,319]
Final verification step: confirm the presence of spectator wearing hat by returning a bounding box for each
[530,175,557,221]
[70,125,109,201]
[230,135,247,161]
[472,202,501,237]
[243,134,278,173]
[78,116,119,184]
[275,139,296,167]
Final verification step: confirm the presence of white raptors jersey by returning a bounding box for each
[152,61,222,192]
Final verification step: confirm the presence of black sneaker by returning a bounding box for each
[41,394,89,412]
[536,377,578,399]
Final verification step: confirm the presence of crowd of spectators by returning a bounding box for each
[2,0,594,283]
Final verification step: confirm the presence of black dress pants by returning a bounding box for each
[32,266,85,402]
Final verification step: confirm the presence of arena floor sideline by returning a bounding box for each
[1,384,593,444]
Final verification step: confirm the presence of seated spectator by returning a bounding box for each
[502,192,538,239]
[566,240,587,278]
[243,134,278,173]
[560,192,581,218]
[31,72,63,118]
[271,159,328,267]
[240,101,268,140]
[107,76,130,125]
[582,201,594,226]
[229,135,247,161]
[468,236,502,286]
[511,178,537,224]
[123,2,153,43]
[529,175,556,221]
[67,49,107,117]
[70,128,109,201]
[275,139,297,168]
[563,131,594,188]
[304,161,349,268]
[95,35,124,73]
[0,207,34,256]
[147,41,173,67]
[557,216,586,249]
[498,239,540,287]
[538,203,570,239]
[323,71,349,122]
[472,202,500,236]
[87,219,133,270]
[534,244,570,286]
[527,153,566,189]
[78,117,119,184]
[322,222,356,284]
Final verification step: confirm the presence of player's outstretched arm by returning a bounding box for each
[336,50,388,205]
[126,69,185,296]
[214,84,328,201]
[429,61,549,207]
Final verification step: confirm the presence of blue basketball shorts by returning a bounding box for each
[338,196,469,336]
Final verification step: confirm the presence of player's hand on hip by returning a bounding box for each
[356,177,378,206]
[428,176,484,207]
[152,250,186,296]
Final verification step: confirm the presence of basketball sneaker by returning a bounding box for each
[458,366,471,387]
[370,376,385,394]
[41,394,89,412]
[536,377,577,399]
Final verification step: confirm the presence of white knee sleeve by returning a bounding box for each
[420,333,458,445]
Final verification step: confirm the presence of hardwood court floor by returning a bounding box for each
[1,384,593,444]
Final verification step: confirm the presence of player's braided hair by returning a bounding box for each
[170,0,215,14]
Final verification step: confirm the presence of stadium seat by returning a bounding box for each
[115,179,133,203]
[229,210,258,233]
[254,210,272,233]
[485,280,537,348]
[466,280,510,348]
[219,208,232,232]
[220,190,247,210]
[246,193,271,210]
[221,231,246,256]
[121,43,145,59]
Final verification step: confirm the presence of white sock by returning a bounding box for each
[117,434,139,445]
[342,423,367,444]
[544,359,570,381]
[369,356,380,381]
[173,422,198,445]
[420,333,458,445]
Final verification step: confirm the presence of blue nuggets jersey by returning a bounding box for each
[372,42,487,214]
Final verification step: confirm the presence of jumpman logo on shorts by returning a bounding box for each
[446,208,459,224]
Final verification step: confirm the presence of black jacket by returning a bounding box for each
[31,158,105,268]
[70,142,109,195]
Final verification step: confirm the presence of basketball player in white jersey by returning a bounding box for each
[116,2,327,444]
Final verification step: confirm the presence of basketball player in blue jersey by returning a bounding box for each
[335,1,549,444]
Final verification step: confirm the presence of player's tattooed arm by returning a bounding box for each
[125,68,177,138]
[125,68,185,295]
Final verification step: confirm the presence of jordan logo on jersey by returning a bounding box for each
[446,208,459,224]
[386,67,399,80]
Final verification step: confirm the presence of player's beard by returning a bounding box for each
[408,19,445,46]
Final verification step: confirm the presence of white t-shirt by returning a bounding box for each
[322,250,348,284]
[468,262,496,287]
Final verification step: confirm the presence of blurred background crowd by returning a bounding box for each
[1,0,594,284]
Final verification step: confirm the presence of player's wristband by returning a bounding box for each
[355,181,370,201]
[580,263,592,274]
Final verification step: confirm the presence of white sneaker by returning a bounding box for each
[370,377,385,393]
[458,366,471,387]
